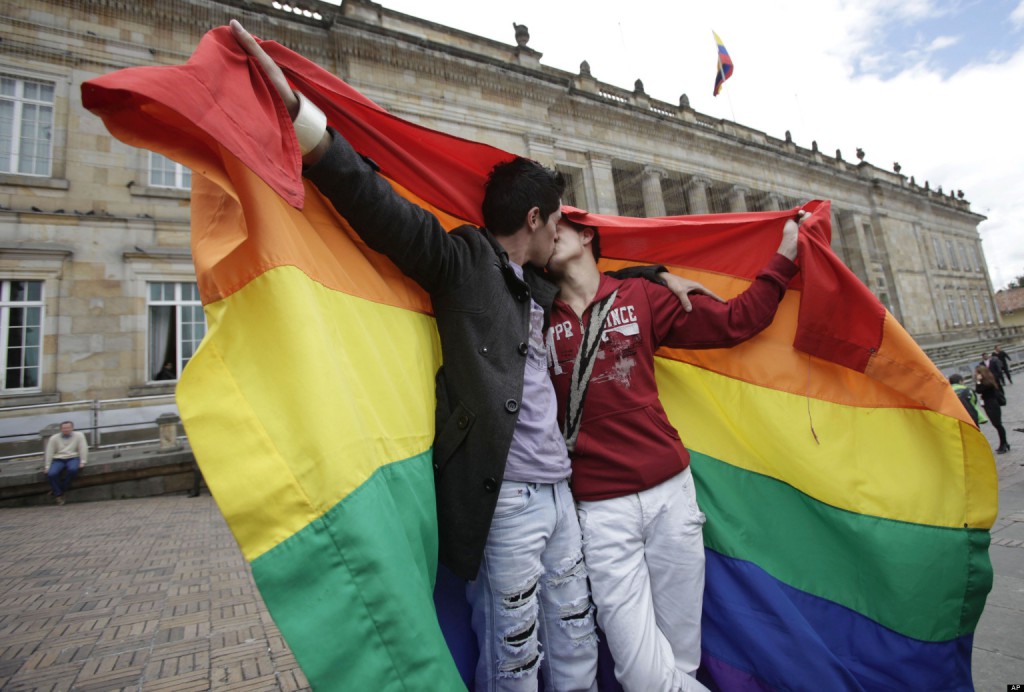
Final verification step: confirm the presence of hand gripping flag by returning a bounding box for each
[82,26,995,691]
[713,31,734,97]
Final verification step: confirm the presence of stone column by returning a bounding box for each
[727,184,748,213]
[587,153,619,215]
[764,192,784,211]
[156,413,182,452]
[836,210,870,286]
[641,166,667,218]
[684,176,711,215]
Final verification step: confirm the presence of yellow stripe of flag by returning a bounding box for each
[657,360,997,529]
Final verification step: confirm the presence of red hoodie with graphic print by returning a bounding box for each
[547,254,798,501]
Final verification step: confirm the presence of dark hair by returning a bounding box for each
[482,157,564,236]
[561,218,602,261]
[60,420,73,427]
[975,365,997,388]
[949,374,963,384]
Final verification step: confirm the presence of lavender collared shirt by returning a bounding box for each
[502,262,571,483]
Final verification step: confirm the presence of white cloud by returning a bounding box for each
[925,34,960,52]
[1012,0,1024,28]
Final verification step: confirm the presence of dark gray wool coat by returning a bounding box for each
[305,130,559,580]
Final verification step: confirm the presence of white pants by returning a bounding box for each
[576,468,710,692]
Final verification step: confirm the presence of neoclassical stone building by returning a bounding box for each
[0,0,1012,410]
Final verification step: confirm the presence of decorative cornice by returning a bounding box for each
[0,244,74,259]
[122,247,193,262]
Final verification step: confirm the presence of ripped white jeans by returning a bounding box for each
[467,479,598,692]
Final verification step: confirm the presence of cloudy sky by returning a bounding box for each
[319,0,1023,289]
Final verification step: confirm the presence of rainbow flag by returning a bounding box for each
[713,31,734,97]
[82,27,995,691]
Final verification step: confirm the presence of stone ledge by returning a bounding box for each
[0,443,200,507]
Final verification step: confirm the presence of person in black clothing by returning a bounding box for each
[993,345,1013,385]
[980,353,1006,388]
[975,365,1009,454]
[154,362,176,381]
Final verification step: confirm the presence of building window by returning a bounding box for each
[0,75,55,176]
[985,295,996,323]
[947,240,959,270]
[611,165,644,217]
[932,237,946,269]
[1,280,43,391]
[662,176,688,216]
[148,152,191,189]
[707,184,731,214]
[862,223,879,259]
[555,164,585,208]
[946,295,959,327]
[147,282,205,381]
[961,294,973,325]
[960,244,973,273]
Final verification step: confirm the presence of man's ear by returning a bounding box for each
[524,206,542,233]
[580,228,595,246]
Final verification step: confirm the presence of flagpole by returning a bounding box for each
[718,61,737,123]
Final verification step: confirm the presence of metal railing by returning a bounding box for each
[0,394,180,462]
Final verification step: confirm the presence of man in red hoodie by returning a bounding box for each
[545,213,801,692]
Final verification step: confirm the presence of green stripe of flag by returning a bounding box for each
[691,452,992,642]
[252,451,465,690]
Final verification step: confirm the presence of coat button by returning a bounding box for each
[479,346,489,355]
[505,399,519,413]
[516,292,528,302]
[432,461,439,471]
[518,342,528,356]
[483,477,498,492]
[457,414,470,429]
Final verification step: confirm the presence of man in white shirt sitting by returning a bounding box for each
[44,421,88,505]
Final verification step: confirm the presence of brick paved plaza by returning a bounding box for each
[0,495,309,691]
[0,389,1021,690]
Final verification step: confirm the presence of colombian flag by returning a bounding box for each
[713,31,734,97]
[82,26,994,691]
